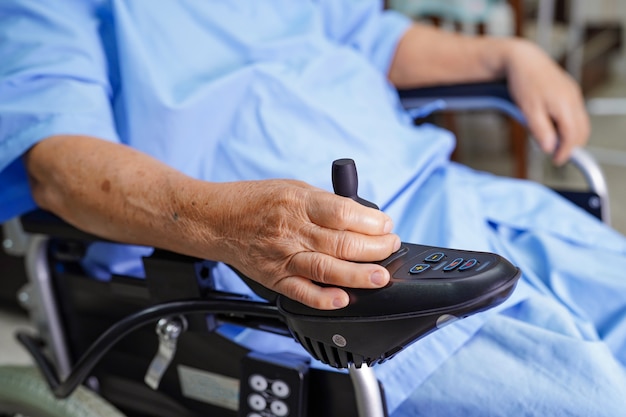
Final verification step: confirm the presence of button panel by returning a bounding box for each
[245,373,291,416]
[390,248,489,281]
[240,352,309,417]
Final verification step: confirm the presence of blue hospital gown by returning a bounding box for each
[1,1,626,415]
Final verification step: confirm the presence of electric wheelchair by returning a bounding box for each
[0,82,609,417]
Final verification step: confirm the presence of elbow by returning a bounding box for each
[23,139,69,217]
[27,169,58,213]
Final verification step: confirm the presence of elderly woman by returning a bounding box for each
[1,1,624,415]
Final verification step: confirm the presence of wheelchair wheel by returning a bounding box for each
[0,365,126,417]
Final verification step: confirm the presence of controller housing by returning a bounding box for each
[277,242,520,368]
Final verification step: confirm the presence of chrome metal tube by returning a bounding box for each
[348,363,386,417]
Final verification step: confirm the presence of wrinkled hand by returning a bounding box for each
[505,39,590,165]
[207,179,401,310]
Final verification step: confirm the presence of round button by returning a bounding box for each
[271,380,290,398]
[270,400,289,417]
[247,393,267,411]
[249,374,268,391]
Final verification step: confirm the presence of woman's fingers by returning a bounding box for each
[286,251,391,288]
[551,93,590,166]
[525,105,558,155]
[299,222,401,261]
[306,190,395,236]
[273,275,352,310]
[274,251,393,309]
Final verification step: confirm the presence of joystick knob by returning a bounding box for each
[331,159,378,209]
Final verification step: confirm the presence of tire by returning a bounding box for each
[0,365,126,417]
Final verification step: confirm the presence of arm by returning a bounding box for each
[388,23,590,166]
[24,135,401,310]
[5,0,399,311]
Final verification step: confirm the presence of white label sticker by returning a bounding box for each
[177,364,240,411]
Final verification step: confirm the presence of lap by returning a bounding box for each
[393,300,626,417]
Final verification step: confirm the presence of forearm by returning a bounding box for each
[24,135,400,309]
[23,135,220,258]
[388,23,515,88]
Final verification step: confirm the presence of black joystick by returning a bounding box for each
[332,158,379,209]
[274,158,522,369]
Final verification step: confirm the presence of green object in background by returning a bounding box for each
[389,0,501,24]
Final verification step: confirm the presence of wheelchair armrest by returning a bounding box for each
[398,81,512,101]
[398,80,524,124]
[20,210,105,242]
[398,81,611,224]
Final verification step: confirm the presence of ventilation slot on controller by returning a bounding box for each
[294,331,376,369]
